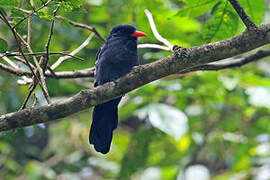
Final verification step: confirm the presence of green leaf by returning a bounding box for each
[11,8,25,18]
[238,0,265,24]
[202,1,239,42]
[37,9,53,20]
[176,0,221,18]
[0,0,19,6]
[57,0,85,12]
[135,103,188,140]
[0,38,8,53]
[0,7,7,16]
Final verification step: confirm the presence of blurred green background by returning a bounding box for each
[0,0,270,179]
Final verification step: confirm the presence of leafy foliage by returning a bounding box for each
[0,0,19,6]
[0,38,8,52]
[238,0,265,24]
[176,0,221,18]
[202,1,239,42]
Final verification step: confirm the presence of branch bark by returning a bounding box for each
[1,24,270,131]
[2,49,269,80]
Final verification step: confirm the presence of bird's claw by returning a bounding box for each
[173,45,188,58]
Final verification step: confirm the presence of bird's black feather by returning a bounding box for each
[89,24,139,154]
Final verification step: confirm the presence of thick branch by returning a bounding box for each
[2,49,269,79]
[228,0,257,29]
[1,24,270,131]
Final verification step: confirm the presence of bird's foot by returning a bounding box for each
[173,45,188,58]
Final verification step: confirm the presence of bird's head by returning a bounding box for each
[109,24,147,39]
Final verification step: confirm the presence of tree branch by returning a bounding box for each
[228,0,257,29]
[0,63,95,79]
[15,8,173,52]
[180,50,270,73]
[13,0,53,29]
[44,4,60,71]
[1,24,270,131]
[55,15,106,42]
[51,33,94,70]
[0,10,39,81]
[2,52,84,61]
[14,7,106,42]
[0,10,52,105]
[144,9,173,51]
[137,44,171,51]
[2,49,269,80]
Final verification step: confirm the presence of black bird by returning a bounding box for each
[89,24,147,154]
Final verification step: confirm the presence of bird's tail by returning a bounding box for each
[89,97,122,154]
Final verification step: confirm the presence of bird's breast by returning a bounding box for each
[95,38,138,85]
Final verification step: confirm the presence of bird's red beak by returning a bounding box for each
[131,31,147,37]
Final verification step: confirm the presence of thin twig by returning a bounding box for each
[179,50,270,73]
[228,0,257,29]
[30,0,35,8]
[51,33,94,70]
[13,0,53,29]
[0,62,29,76]
[44,4,60,72]
[0,10,39,81]
[1,56,35,85]
[20,83,37,110]
[36,56,51,104]
[2,52,84,61]
[1,56,19,69]
[0,62,95,78]
[27,16,31,44]
[12,23,51,105]
[13,21,51,105]
[138,44,171,51]
[31,93,38,108]
[55,15,106,42]
[14,7,106,42]
[18,77,33,85]
[47,66,58,79]
[14,7,32,14]
[14,56,36,69]
[144,9,173,51]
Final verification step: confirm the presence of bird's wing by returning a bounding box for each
[94,45,105,87]
[95,45,103,62]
